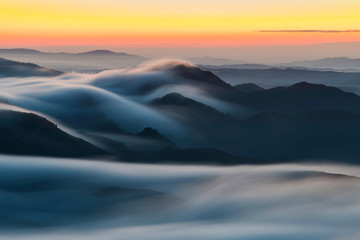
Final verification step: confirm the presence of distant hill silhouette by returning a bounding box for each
[0,48,44,54]
[203,67,360,88]
[77,50,136,56]
[282,57,360,70]
[0,49,147,73]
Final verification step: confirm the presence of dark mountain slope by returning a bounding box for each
[150,91,360,162]
[151,93,236,145]
[0,110,105,157]
[167,64,234,89]
[0,58,62,77]
[232,82,360,114]
[151,92,235,123]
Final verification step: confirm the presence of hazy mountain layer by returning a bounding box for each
[282,57,360,71]
[1,59,360,163]
[0,49,147,73]
[204,67,360,90]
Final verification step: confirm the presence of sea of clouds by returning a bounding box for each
[1,60,360,239]
[0,155,360,239]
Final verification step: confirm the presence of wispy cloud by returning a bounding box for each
[258,30,360,33]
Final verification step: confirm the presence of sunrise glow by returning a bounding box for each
[1,0,360,47]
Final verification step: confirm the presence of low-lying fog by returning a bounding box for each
[1,155,360,240]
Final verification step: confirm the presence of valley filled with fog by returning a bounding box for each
[1,56,360,239]
[1,156,360,240]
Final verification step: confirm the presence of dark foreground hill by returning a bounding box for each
[149,86,360,163]
[0,58,62,77]
[0,110,104,157]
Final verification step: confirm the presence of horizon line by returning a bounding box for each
[258,30,360,33]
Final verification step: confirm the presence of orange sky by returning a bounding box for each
[1,0,360,48]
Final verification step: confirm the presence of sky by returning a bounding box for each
[1,0,360,60]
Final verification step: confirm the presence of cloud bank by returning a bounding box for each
[1,155,360,239]
[0,59,241,145]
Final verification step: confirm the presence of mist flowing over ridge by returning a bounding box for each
[1,59,360,163]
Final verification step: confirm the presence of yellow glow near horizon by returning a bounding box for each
[1,0,360,47]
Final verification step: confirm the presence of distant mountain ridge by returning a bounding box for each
[76,50,137,56]
[0,48,44,54]
[0,48,138,56]
[282,57,360,71]
[230,81,360,114]
[203,66,360,90]
[0,48,148,72]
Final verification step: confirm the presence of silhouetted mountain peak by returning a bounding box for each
[137,127,166,139]
[141,60,233,89]
[136,127,177,148]
[152,93,197,106]
[288,82,330,90]
[232,82,360,115]
[77,50,132,56]
[170,64,233,89]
